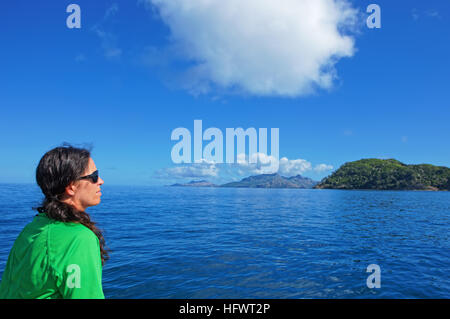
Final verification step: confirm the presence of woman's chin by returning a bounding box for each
[90,196,102,207]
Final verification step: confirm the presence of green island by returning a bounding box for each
[315,159,450,191]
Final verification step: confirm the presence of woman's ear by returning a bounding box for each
[65,182,77,197]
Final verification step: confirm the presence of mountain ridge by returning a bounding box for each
[171,173,318,189]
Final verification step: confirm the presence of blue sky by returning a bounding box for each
[0,0,449,185]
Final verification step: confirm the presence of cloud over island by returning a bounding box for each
[155,154,333,183]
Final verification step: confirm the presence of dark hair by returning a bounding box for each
[35,145,109,265]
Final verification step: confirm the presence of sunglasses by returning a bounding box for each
[78,170,99,183]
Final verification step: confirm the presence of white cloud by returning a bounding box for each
[234,153,281,175]
[94,29,122,58]
[156,154,333,181]
[105,3,119,19]
[425,9,440,19]
[155,159,219,179]
[143,0,359,96]
[92,3,122,59]
[279,157,313,176]
[314,163,334,173]
[412,8,441,21]
[412,9,420,21]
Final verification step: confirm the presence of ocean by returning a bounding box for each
[0,183,449,298]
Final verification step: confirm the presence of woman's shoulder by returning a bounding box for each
[48,218,97,244]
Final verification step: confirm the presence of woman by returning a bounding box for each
[0,145,108,299]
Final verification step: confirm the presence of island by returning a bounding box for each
[170,180,217,187]
[315,158,450,191]
[171,173,318,189]
[221,173,317,188]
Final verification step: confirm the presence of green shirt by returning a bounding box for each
[0,212,104,299]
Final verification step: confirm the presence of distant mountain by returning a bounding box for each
[220,173,317,189]
[170,180,217,187]
[315,158,450,191]
[287,175,318,189]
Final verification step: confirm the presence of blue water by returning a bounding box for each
[0,183,449,298]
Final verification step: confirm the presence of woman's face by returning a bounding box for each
[71,158,104,211]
